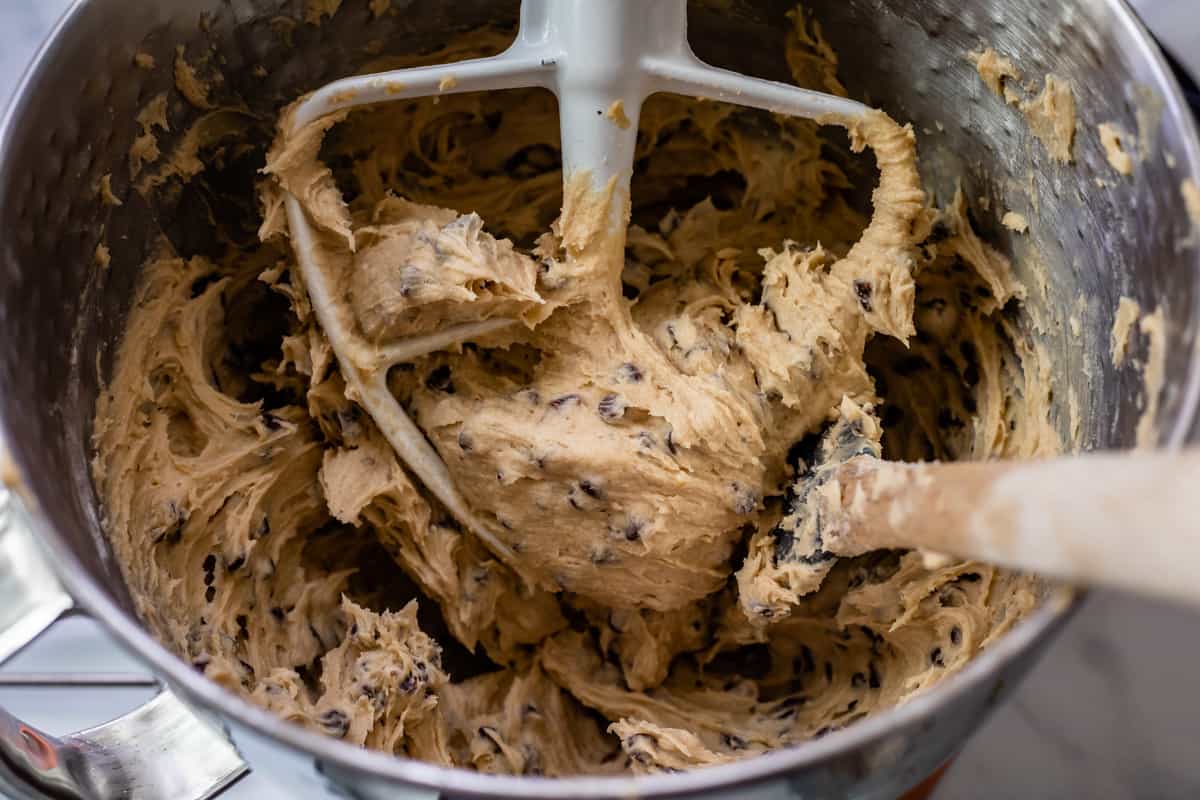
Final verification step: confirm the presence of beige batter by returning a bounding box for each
[971,48,1077,163]
[1098,122,1136,176]
[93,13,1054,776]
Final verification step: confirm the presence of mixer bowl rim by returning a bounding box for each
[1,0,1197,795]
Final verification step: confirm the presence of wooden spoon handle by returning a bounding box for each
[824,449,1200,606]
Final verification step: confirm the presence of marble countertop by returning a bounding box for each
[1,2,1198,799]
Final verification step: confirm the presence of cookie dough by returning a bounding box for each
[1098,123,1136,176]
[93,11,1054,777]
[972,47,1077,163]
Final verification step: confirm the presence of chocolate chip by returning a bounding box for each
[926,222,951,243]
[869,662,882,689]
[205,586,216,603]
[590,548,617,565]
[457,430,474,452]
[579,479,605,499]
[226,556,245,573]
[317,709,350,739]
[598,393,625,420]
[770,528,793,562]
[950,626,962,645]
[851,672,867,688]
[336,406,363,439]
[616,362,643,383]
[621,518,644,541]
[190,273,221,298]
[665,430,678,455]
[202,554,217,574]
[721,733,747,750]
[853,280,874,312]
[930,647,945,667]
[152,503,187,546]
[271,607,285,621]
[425,365,455,394]
[399,674,418,693]
[549,393,581,410]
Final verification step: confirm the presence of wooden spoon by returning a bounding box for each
[818,449,1200,606]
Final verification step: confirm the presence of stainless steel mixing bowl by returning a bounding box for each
[0,0,1198,798]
